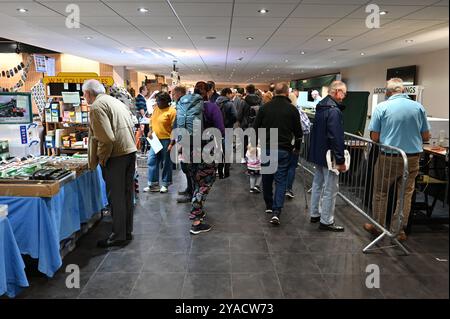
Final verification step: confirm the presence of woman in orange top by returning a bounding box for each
[143,92,177,193]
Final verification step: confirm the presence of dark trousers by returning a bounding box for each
[262,149,292,213]
[102,152,136,241]
[181,161,193,196]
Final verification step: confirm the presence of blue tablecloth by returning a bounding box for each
[0,216,29,298]
[0,168,107,278]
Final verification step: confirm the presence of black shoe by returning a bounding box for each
[97,235,128,248]
[265,207,273,214]
[190,222,212,235]
[310,216,320,223]
[249,188,257,193]
[254,185,261,193]
[176,195,191,203]
[319,223,345,232]
[178,189,191,196]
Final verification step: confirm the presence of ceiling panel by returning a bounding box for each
[374,0,439,5]
[291,4,360,18]
[347,5,424,19]
[404,7,450,20]
[178,16,230,26]
[80,16,131,27]
[171,2,232,17]
[39,1,118,16]
[102,1,173,16]
[130,16,179,26]
[11,16,67,27]
[283,17,338,28]
[233,3,299,18]
[232,16,285,28]
[1,1,60,16]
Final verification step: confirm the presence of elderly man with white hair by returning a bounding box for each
[83,79,137,248]
[311,90,322,105]
[364,78,431,242]
[308,80,347,232]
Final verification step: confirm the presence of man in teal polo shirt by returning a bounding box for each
[364,78,431,241]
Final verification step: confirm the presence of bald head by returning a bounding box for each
[328,80,347,103]
[274,82,289,97]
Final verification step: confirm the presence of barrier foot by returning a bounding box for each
[391,238,410,256]
[363,232,387,253]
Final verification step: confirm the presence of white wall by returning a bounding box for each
[113,66,126,87]
[341,48,449,118]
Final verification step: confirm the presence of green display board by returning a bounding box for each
[295,74,338,90]
[342,91,370,136]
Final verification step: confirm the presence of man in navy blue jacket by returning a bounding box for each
[308,81,347,232]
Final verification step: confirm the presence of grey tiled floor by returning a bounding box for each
[18,165,449,299]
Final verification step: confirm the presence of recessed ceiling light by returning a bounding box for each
[246,37,254,40]
[85,36,93,40]
[266,69,270,71]
[138,8,149,13]
[405,39,414,43]
[360,52,365,56]
[258,9,269,14]
[17,8,28,13]
[380,11,388,15]
[326,38,334,42]
[167,36,173,40]
[284,59,289,63]
[300,51,305,55]
[333,61,337,63]
[240,50,247,54]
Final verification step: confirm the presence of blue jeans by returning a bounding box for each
[262,149,291,213]
[147,139,172,187]
[286,152,300,191]
[310,165,339,225]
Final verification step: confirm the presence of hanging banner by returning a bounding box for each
[42,72,114,86]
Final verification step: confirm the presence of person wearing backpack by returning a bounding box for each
[215,88,237,179]
[237,84,261,162]
[174,81,224,235]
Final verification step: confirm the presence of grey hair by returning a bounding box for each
[328,80,347,94]
[386,78,404,94]
[82,79,106,96]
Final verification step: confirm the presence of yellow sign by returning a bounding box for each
[43,72,114,86]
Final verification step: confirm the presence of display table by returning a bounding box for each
[0,167,107,278]
[0,216,29,298]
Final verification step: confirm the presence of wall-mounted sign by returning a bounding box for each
[34,55,47,73]
[373,85,421,96]
[43,72,114,86]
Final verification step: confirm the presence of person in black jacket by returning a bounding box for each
[253,82,303,226]
[307,80,347,232]
[216,88,237,179]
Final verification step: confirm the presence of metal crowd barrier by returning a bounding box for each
[298,131,410,255]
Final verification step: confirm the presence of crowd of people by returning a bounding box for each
[83,77,431,248]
